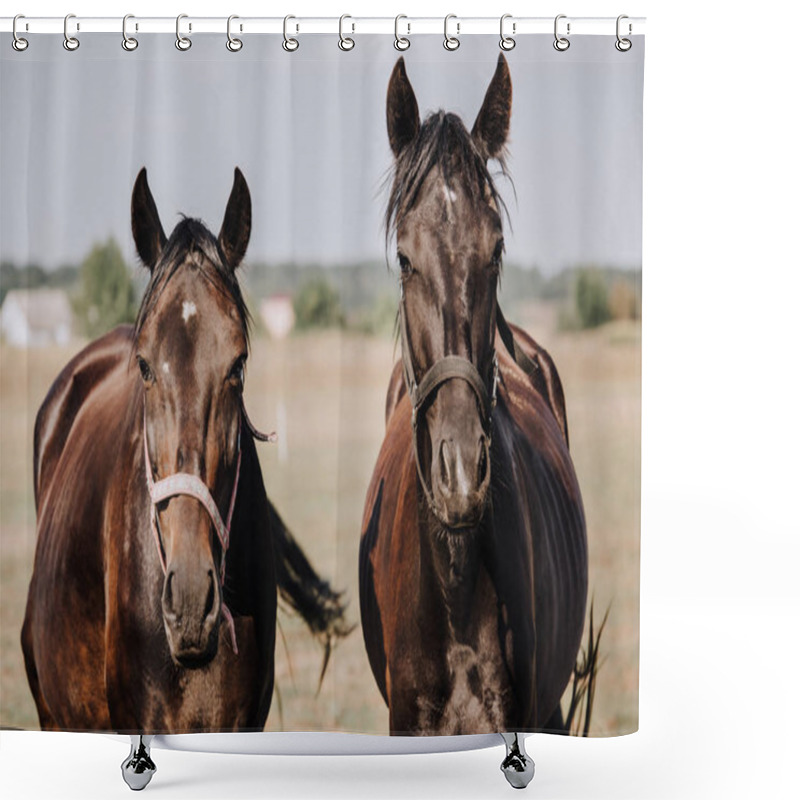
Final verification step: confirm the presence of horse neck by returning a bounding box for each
[418,497,494,643]
[416,396,519,640]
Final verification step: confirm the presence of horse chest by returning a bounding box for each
[430,631,512,734]
[411,571,513,734]
[130,617,260,732]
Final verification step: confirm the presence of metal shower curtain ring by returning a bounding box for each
[500,14,516,51]
[227,15,243,52]
[444,14,460,51]
[63,13,80,51]
[554,14,570,52]
[394,15,410,51]
[122,14,138,51]
[12,14,28,51]
[175,13,191,51]
[616,14,633,51]
[283,15,299,52]
[339,14,355,51]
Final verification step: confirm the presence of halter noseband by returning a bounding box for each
[405,351,499,433]
[398,295,499,517]
[143,405,276,656]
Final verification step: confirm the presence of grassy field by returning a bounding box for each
[0,302,640,735]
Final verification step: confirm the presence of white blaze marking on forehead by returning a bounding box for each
[161,362,170,375]
[442,183,458,208]
[181,300,197,323]
[441,183,458,223]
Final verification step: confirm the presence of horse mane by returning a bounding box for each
[133,216,251,346]
[384,110,509,244]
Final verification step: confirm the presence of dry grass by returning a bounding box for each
[0,302,640,735]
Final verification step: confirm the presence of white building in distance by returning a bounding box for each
[0,289,74,347]
[259,294,295,340]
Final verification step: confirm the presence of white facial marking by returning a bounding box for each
[442,184,458,223]
[181,300,197,323]
[161,362,170,375]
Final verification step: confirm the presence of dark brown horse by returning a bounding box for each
[359,56,588,735]
[22,168,347,733]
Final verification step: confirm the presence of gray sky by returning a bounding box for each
[1,34,643,273]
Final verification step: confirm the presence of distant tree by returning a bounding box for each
[609,279,641,321]
[575,269,611,329]
[1,262,80,305]
[351,292,398,337]
[0,262,16,305]
[293,277,344,330]
[73,238,137,338]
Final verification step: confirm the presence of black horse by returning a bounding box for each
[360,56,588,735]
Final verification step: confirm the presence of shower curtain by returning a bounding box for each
[0,24,643,739]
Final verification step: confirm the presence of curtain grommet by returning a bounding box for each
[175,14,192,51]
[283,15,299,52]
[553,14,570,52]
[338,15,355,51]
[226,15,243,52]
[615,15,632,51]
[394,15,410,51]
[12,15,29,51]
[12,39,29,52]
[443,14,460,51]
[500,14,516,51]
[63,14,80,51]
[122,14,138,51]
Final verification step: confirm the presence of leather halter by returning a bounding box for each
[398,291,498,516]
[143,404,275,655]
[398,286,538,517]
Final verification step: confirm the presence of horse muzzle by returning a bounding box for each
[162,565,221,667]
[423,379,492,530]
[430,433,491,529]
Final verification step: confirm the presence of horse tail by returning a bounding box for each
[267,499,354,688]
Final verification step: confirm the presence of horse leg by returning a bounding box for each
[499,732,535,789]
[121,735,157,791]
[20,612,59,731]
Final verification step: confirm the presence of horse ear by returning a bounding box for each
[387,57,420,158]
[471,54,512,160]
[218,168,251,272]
[131,168,166,271]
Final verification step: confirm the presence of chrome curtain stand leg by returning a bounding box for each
[499,732,535,789]
[121,735,157,791]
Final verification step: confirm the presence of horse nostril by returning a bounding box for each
[164,571,176,615]
[439,440,453,492]
[203,571,216,621]
[477,437,489,485]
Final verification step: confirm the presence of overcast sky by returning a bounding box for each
[1,34,643,273]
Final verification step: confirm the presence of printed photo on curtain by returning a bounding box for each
[0,25,643,752]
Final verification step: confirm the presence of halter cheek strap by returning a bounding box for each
[143,408,243,655]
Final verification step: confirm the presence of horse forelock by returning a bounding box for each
[133,217,251,351]
[384,111,509,247]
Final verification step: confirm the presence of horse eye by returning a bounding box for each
[137,356,154,384]
[397,252,413,276]
[228,355,246,386]
[491,239,505,269]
